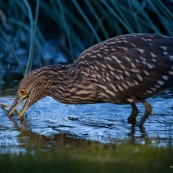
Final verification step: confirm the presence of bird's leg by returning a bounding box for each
[138,100,152,127]
[128,103,139,124]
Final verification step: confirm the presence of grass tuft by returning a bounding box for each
[0,143,173,173]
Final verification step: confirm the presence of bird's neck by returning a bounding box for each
[49,64,99,104]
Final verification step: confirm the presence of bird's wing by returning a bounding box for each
[75,33,173,100]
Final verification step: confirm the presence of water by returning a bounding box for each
[0,94,173,153]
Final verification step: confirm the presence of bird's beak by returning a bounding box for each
[8,95,29,118]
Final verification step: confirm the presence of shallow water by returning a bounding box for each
[0,93,173,153]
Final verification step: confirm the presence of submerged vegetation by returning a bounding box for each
[0,0,173,92]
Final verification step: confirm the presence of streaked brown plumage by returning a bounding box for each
[8,33,173,126]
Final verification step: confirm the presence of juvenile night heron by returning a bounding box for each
[8,33,173,126]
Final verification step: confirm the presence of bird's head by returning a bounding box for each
[8,67,55,118]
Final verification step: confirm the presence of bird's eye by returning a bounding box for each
[20,89,27,95]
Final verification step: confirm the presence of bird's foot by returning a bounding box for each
[128,118,145,131]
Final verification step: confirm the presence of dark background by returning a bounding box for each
[0,0,173,94]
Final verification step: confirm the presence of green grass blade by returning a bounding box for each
[24,0,40,76]
[72,0,101,42]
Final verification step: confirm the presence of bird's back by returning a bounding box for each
[72,33,173,104]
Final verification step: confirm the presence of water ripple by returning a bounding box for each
[0,95,173,153]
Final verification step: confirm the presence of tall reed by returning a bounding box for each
[0,0,173,76]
